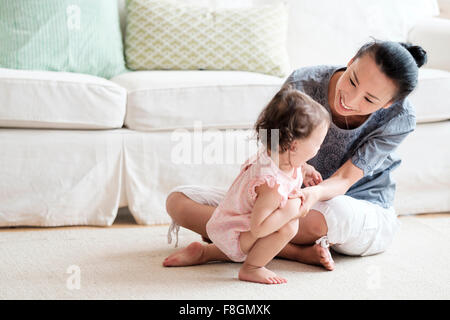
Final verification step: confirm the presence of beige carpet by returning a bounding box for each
[1,212,449,300]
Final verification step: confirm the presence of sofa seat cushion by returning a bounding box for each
[111,70,283,130]
[0,68,127,129]
[409,68,450,123]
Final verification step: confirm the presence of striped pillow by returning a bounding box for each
[0,0,126,79]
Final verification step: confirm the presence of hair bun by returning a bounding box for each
[400,42,427,68]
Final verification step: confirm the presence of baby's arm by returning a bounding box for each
[250,183,300,238]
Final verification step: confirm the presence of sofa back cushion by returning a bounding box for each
[0,0,127,79]
[282,0,440,69]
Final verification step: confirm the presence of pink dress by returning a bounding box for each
[205,147,303,262]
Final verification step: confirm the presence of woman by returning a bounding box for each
[165,40,427,271]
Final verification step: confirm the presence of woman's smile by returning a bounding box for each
[338,93,357,112]
[335,91,360,116]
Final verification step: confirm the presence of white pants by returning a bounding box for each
[168,185,401,256]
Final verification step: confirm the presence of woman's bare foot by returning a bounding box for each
[238,264,287,284]
[279,242,335,271]
[300,244,335,271]
[163,242,205,267]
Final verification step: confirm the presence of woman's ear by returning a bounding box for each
[347,56,356,67]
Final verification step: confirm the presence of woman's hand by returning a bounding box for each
[297,187,320,218]
[302,164,323,187]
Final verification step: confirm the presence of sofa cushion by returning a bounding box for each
[124,0,289,77]
[409,68,450,123]
[408,17,450,72]
[0,68,127,129]
[111,70,283,130]
[0,0,126,79]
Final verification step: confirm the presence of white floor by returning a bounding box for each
[0,212,449,300]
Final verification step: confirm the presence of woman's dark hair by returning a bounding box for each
[354,40,427,102]
[254,84,330,153]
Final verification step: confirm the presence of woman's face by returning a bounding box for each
[332,53,398,117]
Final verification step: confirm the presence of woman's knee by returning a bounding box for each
[301,210,328,238]
[325,196,362,241]
[165,192,188,220]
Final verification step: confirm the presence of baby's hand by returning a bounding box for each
[283,194,303,220]
[288,189,314,219]
[288,189,304,201]
[286,189,304,217]
[302,164,323,187]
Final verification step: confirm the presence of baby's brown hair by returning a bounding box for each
[254,84,330,153]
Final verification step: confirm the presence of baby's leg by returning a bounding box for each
[239,230,258,254]
[239,219,299,284]
[163,242,231,267]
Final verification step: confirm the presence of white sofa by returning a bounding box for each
[0,0,449,227]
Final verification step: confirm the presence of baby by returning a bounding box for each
[163,85,330,284]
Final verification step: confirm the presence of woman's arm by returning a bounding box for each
[298,159,363,216]
[313,159,363,201]
[297,112,416,217]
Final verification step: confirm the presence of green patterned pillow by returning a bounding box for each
[125,0,290,77]
[0,0,126,79]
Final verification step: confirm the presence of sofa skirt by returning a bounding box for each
[0,129,124,227]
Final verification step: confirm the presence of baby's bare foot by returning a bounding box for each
[238,264,287,285]
[163,242,205,267]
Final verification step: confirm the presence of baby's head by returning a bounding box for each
[254,84,331,165]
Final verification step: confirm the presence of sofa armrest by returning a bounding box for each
[408,17,450,71]
[438,0,450,19]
